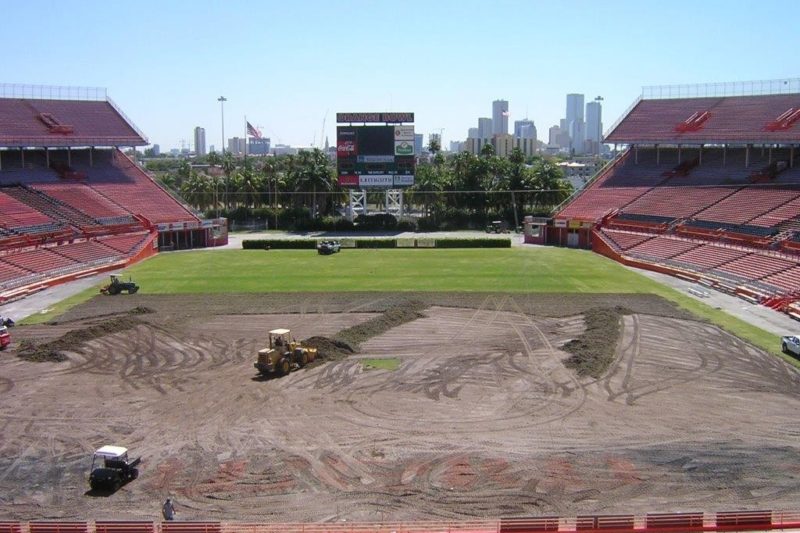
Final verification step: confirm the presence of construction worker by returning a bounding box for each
[162,498,176,520]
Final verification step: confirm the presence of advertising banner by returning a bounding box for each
[394,125,414,140]
[336,127,357,158]
[394,140,414,156]
[393,175,415,186]
[359,175,393,188]
[338,175,359,187]
[357,155,394,163]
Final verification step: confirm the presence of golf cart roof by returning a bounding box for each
[94,445,128,458]
[269,328,291,336]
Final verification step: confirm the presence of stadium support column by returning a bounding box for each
[656,144,660,165]
[45,148,49,168]
[745,144,750,167]
[723,145,727,166]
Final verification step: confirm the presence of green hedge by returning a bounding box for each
[355,239,397,249]
[434,238,511,248]
[242,239,317,250]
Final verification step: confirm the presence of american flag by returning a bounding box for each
[501,110,510,117]
[247,121,262,139]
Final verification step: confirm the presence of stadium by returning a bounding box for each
[0,80,799,533]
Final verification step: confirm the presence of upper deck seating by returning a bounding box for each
[33,182,130,219]
[76,150,198,224]
[0,190,53,228]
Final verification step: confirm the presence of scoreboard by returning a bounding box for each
[336,114,415,188]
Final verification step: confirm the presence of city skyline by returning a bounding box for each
[2,0,797,150]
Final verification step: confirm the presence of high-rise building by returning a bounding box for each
[467,127,480,139]
[228,137,246,155]
[548,125,561,146]
[492,133,514,157]
[585,99,603,155]
[514,119,537,141]
[492,100,509,136]
[449,141,463,153]
[566,93,585,154]
[248,137,271,155]
[478,117,493,139]
[414,133,424,155]
[151,144,160,156]
[193,127,206,156]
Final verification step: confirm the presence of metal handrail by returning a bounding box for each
[604,95,642,140]
[106,96,149,144]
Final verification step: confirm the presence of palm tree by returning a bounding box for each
[289,149,335,217]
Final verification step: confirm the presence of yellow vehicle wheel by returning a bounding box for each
[279,358,291,375]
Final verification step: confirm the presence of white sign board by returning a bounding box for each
[359,175,393,188]
[394,125,414,141]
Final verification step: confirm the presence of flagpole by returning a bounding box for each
[244,115,248,162]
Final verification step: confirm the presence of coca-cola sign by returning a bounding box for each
[337,140,356,157]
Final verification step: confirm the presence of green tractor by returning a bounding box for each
[100,275,139,295]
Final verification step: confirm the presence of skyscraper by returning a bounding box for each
[194,127,206,156]
[514,119,537,141]
[414,133,424,155]
[585,99,603,155]
[478,117,493,139]
[467,127,480,139]
[566,93,585,154]
[492,100,509,136]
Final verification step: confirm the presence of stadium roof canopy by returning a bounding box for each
[605,93,800,145]
[0,84,147,148]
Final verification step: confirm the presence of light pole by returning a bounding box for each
[218,96,227,212]
[594,96,604,155]
[217,96,227,154]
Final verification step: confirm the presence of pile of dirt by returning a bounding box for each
[302,336,355,362]
[17,316,145,363]
[300,300,428,368]
[562,306,631,378]
[333,300,428,348]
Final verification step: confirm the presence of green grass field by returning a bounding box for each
[24,247,797,367]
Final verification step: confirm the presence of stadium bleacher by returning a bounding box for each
[0,85,220,300]
[553,85,800,310]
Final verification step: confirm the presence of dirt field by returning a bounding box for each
[0,293,798,522]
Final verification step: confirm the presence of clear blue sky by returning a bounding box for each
[3,0,797,151]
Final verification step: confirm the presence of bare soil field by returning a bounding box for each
[0,293,798,522]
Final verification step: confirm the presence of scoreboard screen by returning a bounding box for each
[336,123,415,188]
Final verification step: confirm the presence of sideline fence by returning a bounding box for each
[5,510,799,533]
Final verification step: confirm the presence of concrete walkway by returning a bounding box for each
[626,265,799,336]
